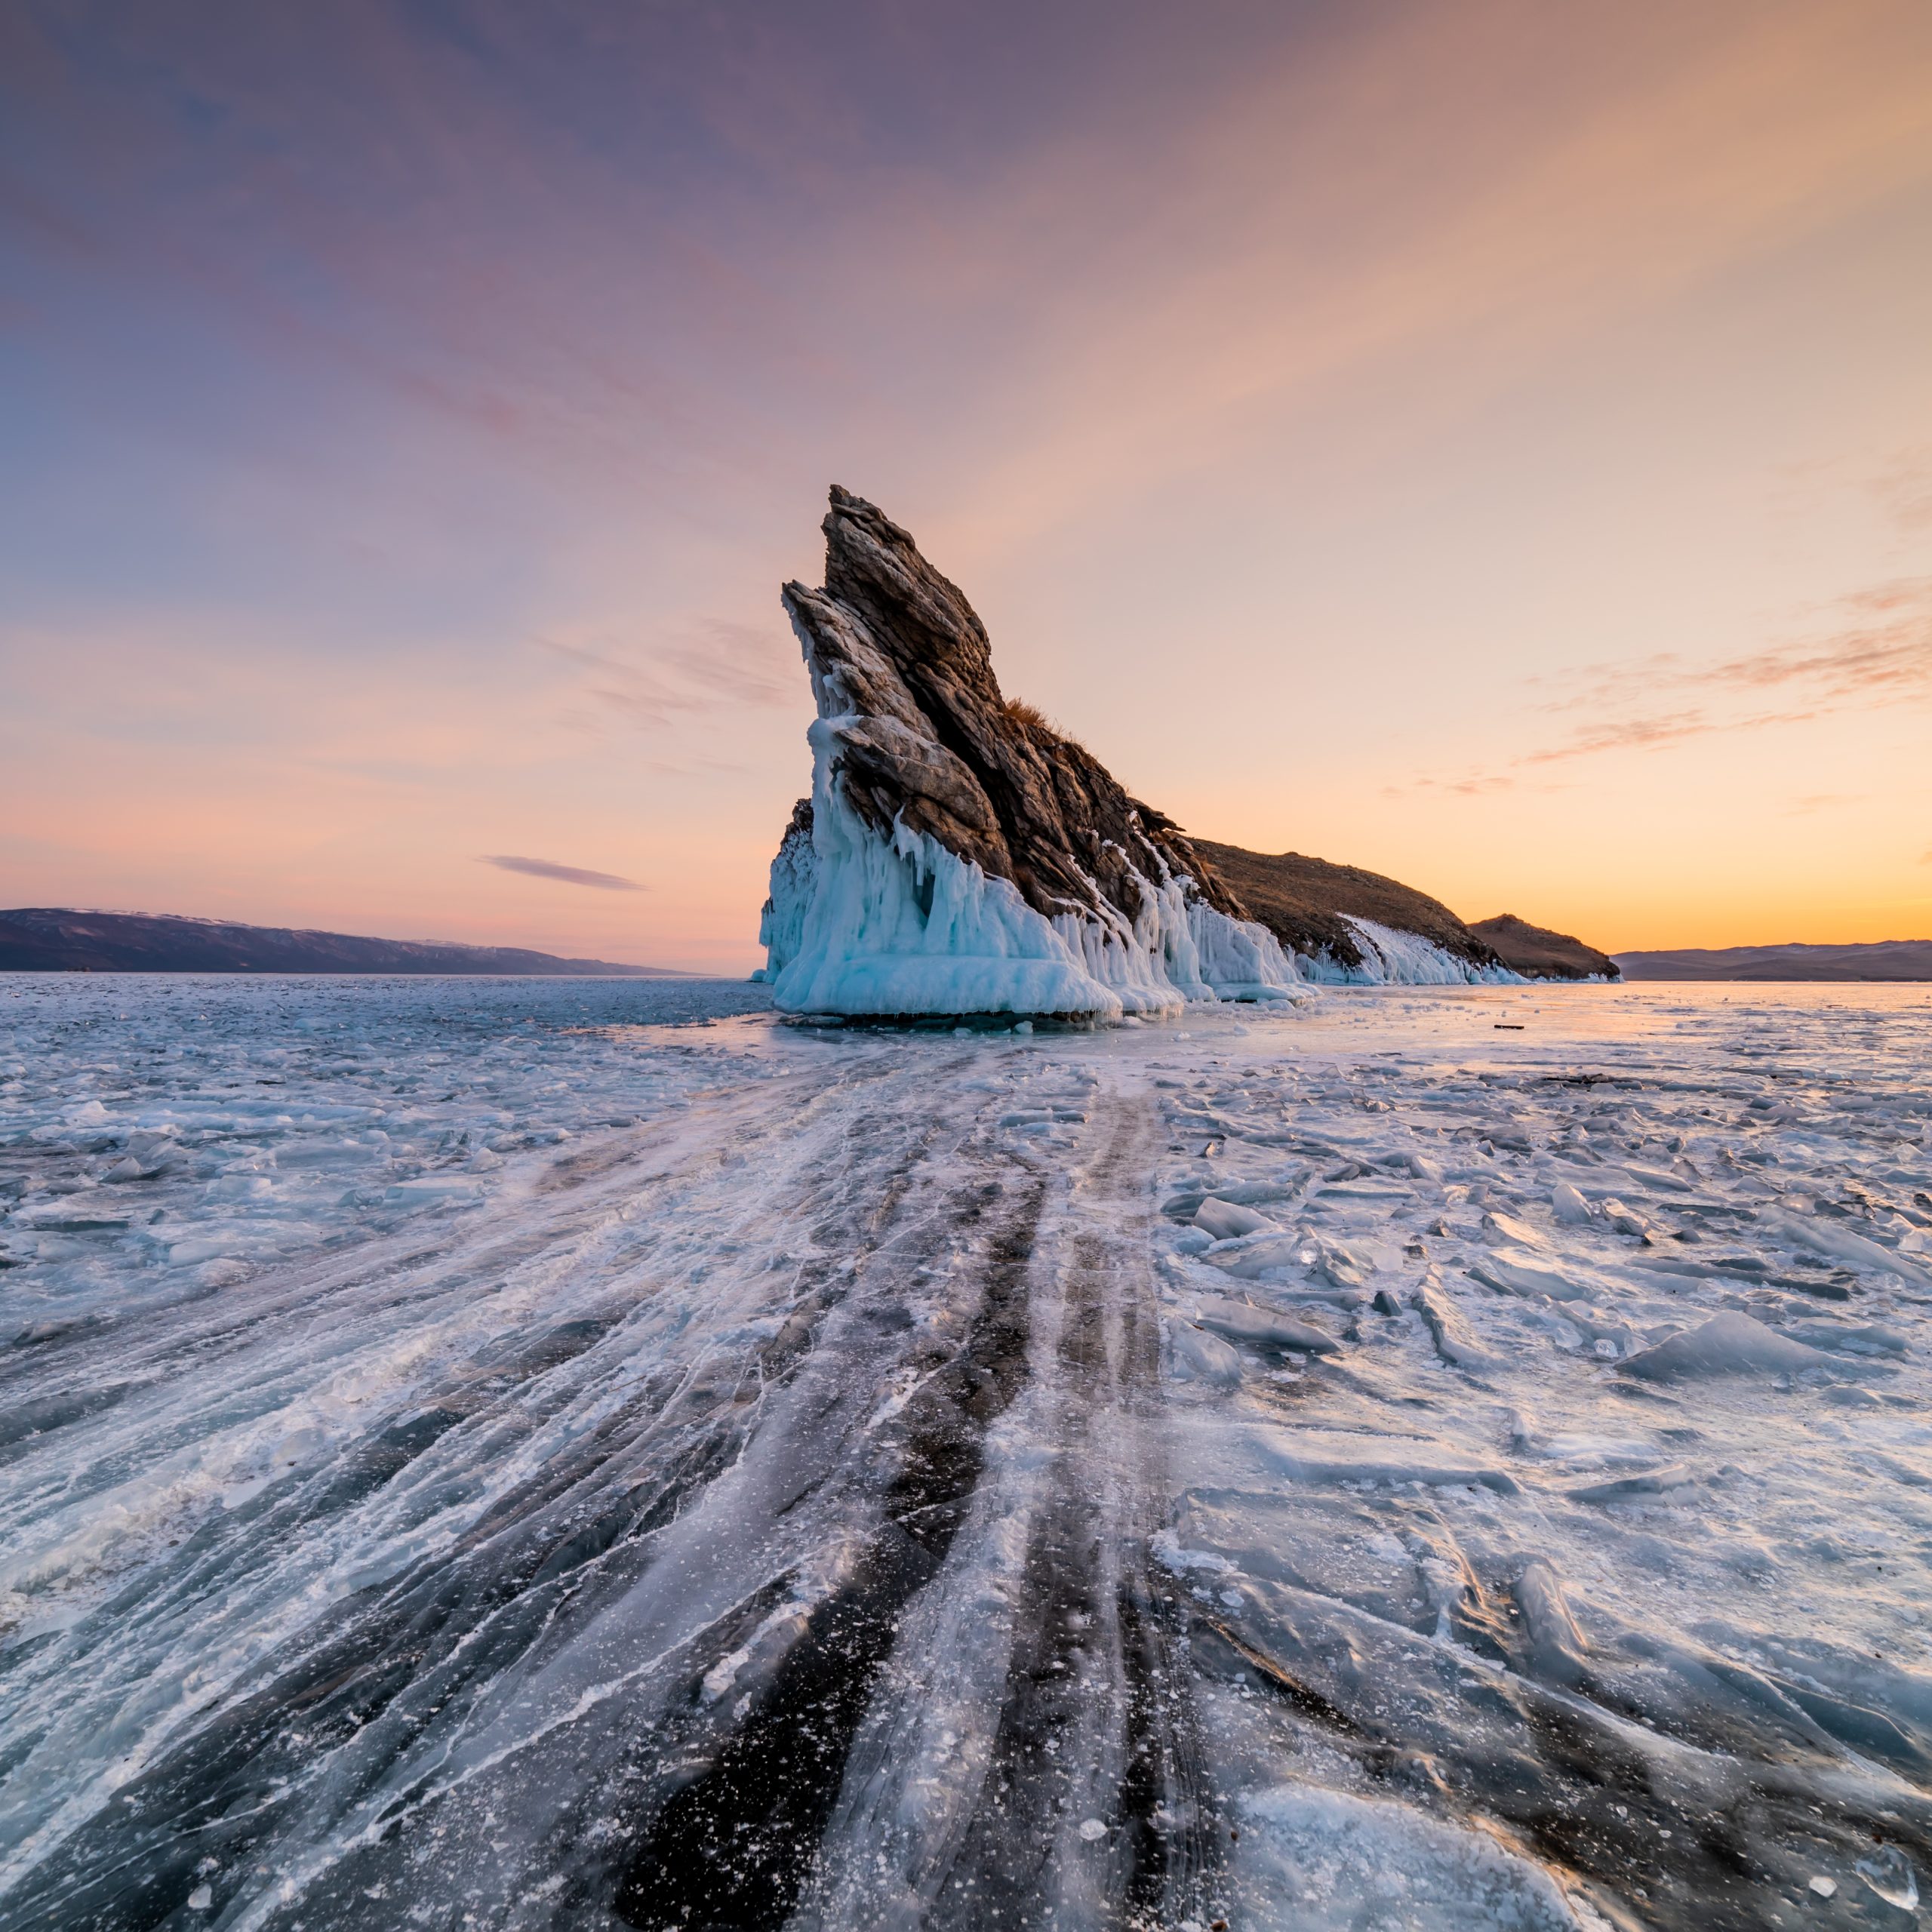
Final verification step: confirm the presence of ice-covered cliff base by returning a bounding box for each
[759,808,1518,1018]
[759,789,1304,1019]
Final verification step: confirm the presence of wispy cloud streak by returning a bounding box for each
[481,855,643,891]
[1401,578,1932,795]
[542,623,794,733]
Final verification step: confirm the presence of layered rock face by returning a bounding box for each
[758,488,1301,1017]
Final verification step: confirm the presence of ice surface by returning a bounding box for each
[2,977,1930,1930]
[0,974,773,1335]
[1233,1783,1589,1930]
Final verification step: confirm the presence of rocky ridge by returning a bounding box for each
[1191,842,1508,980]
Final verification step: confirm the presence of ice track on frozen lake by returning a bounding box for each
[2,976,1930,1930]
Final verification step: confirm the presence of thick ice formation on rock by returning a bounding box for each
[1296,916,1526,987]
[758,488,1303,1017]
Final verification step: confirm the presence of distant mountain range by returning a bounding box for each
[1614,940,1932,982]
[0,909,694,977]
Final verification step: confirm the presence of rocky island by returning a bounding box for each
[758,489,1607,1014]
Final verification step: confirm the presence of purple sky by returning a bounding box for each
[5,2,1930,967]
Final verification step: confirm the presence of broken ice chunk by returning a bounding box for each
[1783,1320,1907,1358]
[1855,1847,1918,1911]
[1626,1162,1695,1194]
[1166,1319,1244,1387]
[14,1199,134,1232]
[1191,1295,1339,1355]
[1618,1311,1838,1383]
[1552,1180,1594,1226]
[1566,1464,1697,1504]
[1768,1209,1932,1288]
[1514,1559,1589,1686]
[1235,1423,1519,1493]
[1469,1247,1593,1302]
[1306,1233,1374,1291]
[1599,1198,1649,1238]
[1481,1210,1546,1249]
[1194,1197,1275,1241]
[1409,1277,1497,1371]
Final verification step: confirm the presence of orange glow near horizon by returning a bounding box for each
[2,2,1928,970]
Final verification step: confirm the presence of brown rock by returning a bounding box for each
[1469,913,1619,981]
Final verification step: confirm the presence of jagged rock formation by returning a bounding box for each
[758,489,1300,1017]
[1190,842,1518,984]
[1470,913,1620,981]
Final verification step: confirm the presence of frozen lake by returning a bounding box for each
[2,976,1928,1930]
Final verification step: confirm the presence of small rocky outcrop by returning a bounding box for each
[1470,914,1620,981]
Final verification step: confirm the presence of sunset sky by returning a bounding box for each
[4,1,1929,971]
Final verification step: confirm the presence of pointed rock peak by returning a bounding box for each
[758,490,1302,1018]
[817,485,993,678]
